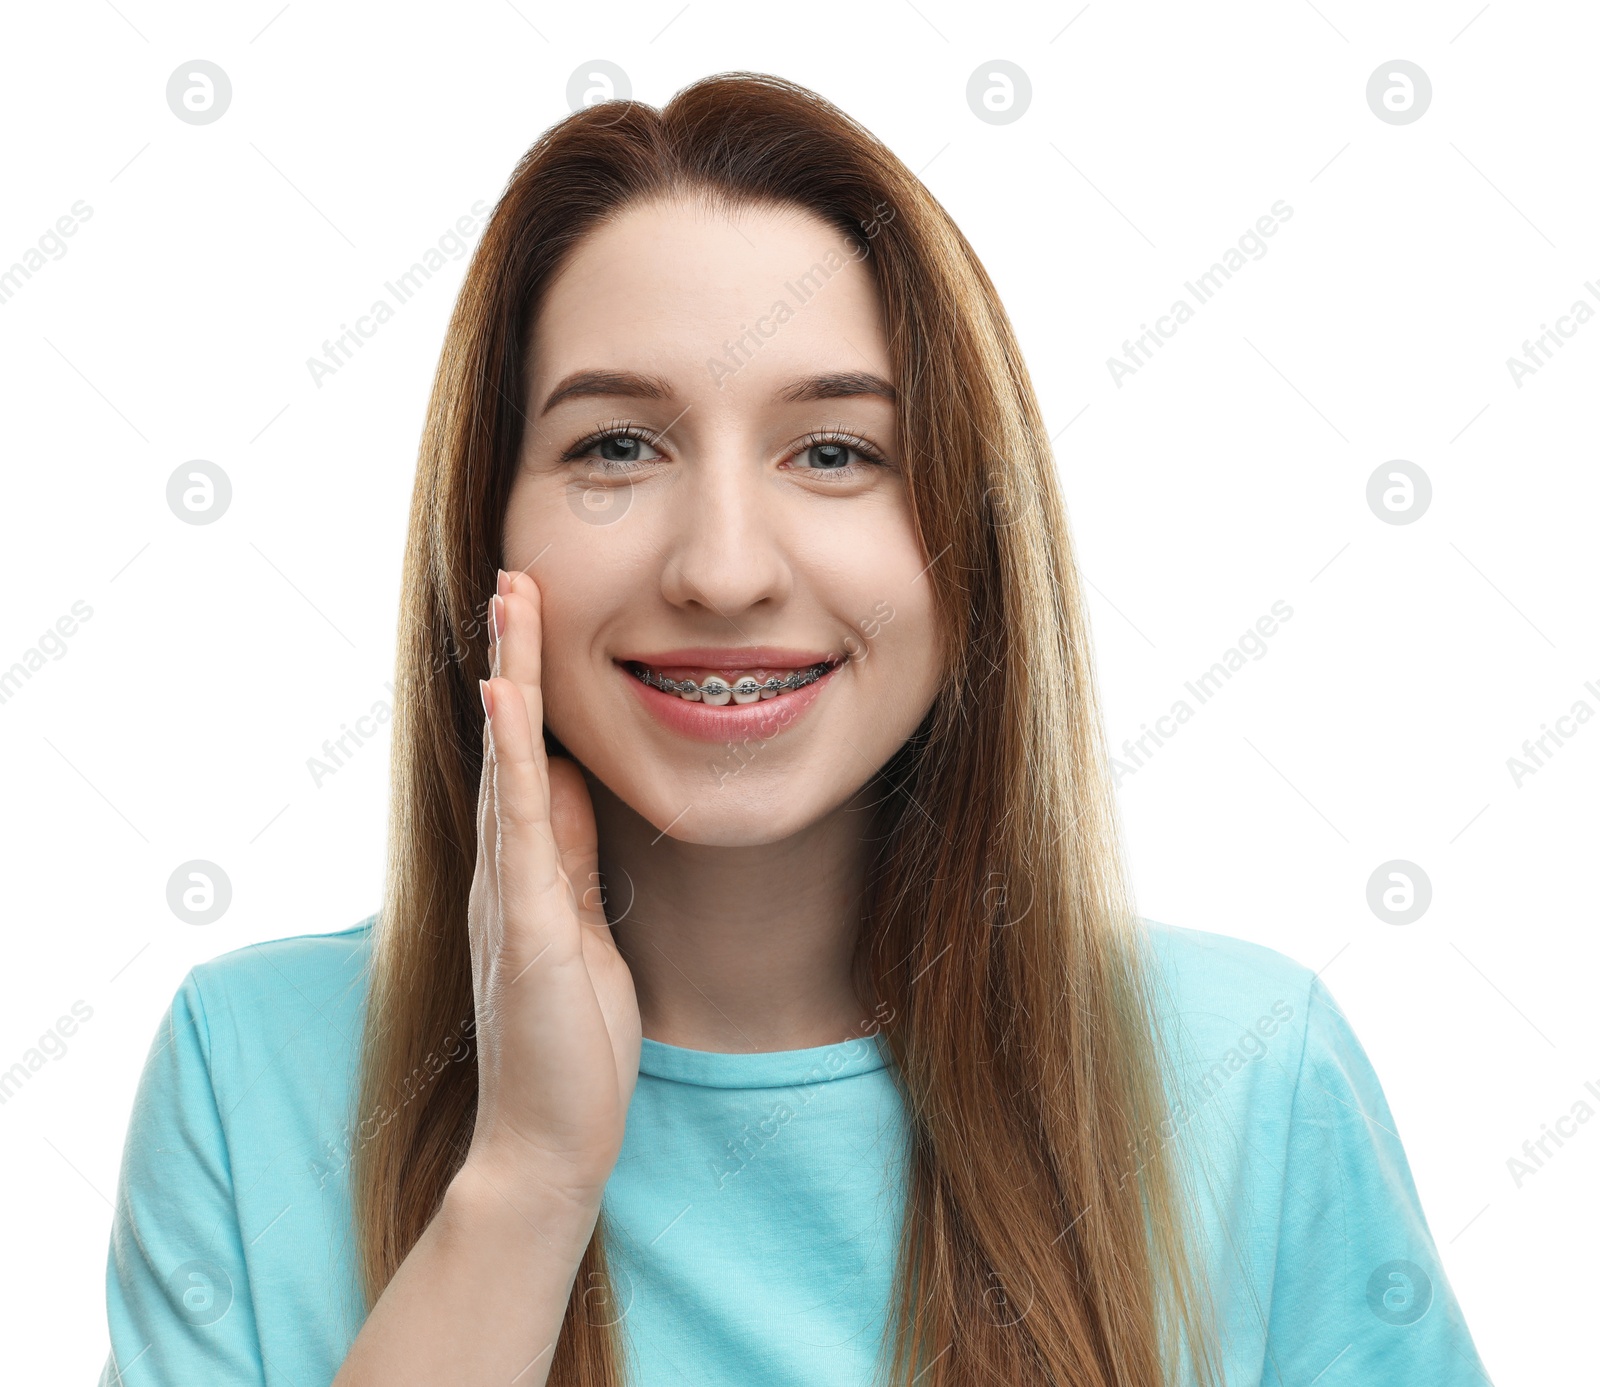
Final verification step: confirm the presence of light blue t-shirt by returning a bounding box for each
[97,916,1492,1385]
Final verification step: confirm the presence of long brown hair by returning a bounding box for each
[353,71,1219,1386]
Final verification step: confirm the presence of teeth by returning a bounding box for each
[628,659,836,704]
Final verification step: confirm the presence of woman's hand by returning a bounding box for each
[459,566,641,1212]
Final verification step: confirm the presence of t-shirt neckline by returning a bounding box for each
[637,1027,893,1089]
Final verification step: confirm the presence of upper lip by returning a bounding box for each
[617,646,839,669]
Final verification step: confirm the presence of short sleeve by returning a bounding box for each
[99,971,267,1386]
[1261,976,1492,1385]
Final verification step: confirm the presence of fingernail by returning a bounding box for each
[496,567,510,596]
[489,593,504,644]
[479,678,492,718]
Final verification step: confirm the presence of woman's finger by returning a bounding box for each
[472,663,500,979]
[494,569,549,799]
[548,757,605,932]
[483,664,578,975]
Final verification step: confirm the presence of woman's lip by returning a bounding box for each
[616,646,837,669]
[619,658,840,744]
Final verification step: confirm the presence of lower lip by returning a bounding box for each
[618,661,840,744]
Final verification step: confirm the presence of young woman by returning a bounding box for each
[99,74,1492,1387]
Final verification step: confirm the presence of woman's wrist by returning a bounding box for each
[444,1148,607,1264]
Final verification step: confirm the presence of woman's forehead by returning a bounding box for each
[529,197,890,403]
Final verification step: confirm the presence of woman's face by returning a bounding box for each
[503,195,943,846]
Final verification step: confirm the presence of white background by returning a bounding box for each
[2,2,1593,1382]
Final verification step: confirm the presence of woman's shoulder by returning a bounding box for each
[190,911,377,990]
[102,916,380,1384]
[1138,916,1321,1042]
[1132,919,1407,1250]
[1133,918,1343,1131]
[185,914,376,1036]
[1135,920,1493,1381]
[162,914,380,1218]
[174,914,377,1110]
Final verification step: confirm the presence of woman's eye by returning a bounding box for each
[576,432,661,468]
[792,440,877,472]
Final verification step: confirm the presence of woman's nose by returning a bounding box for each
[655,458,792,616]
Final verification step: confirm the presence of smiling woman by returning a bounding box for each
[98,72,1490,1387]
[505,194,940,843]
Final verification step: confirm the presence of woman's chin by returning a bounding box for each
[570,753,826,848]
[650,779,827,847]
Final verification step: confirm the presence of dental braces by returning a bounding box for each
[630,660,836,700]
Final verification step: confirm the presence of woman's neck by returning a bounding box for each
[586,772,881,1054]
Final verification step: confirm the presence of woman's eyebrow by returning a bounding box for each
[777,371,896,404]
[540,369,674,415]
